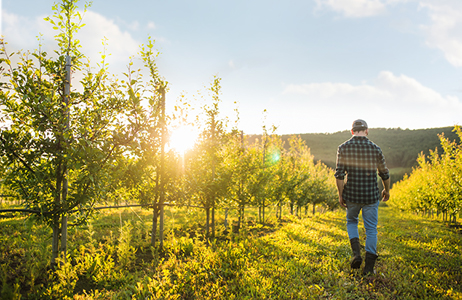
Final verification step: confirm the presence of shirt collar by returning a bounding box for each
[351,136,368,140]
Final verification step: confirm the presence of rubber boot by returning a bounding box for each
[349,237,362,269]
[363,252,378,275]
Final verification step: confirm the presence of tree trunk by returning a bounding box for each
[277,204,282,220]
[60,54,71,263]
[51,161,63,267]
[206,207,210,237]
[151,207,158,247]
[224,208,228,230]
[51,223,60,267]
[157,87,166,248]
[159,204,164,248]
[60,171,68,263]
[312,203,316,215]
[262,199,265,223]
[60,215,68,261]
[238,206,245,228]
[238,206,241,228]
[211,206,215,237]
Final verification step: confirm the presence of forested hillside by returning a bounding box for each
[294,126,458,168]
[249,126,459,184]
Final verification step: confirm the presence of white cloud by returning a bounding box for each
[419,1,462,67]
[280,71,462,133]
[128,21,140,31]
[147,21,156,30]
[315,0,387,17]
[314,0,417,18]
[2,11,51,51]
[2,9,140,74]
[374,71,455,106]
[314,0,462,67]
[79,11,139,70]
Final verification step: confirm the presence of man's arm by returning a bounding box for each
[381,178,390,201]
[336,178,347,208]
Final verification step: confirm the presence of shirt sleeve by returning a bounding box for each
[334,146,346,180]
[377,148,390,180]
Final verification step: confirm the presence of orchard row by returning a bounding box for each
[390,126,462,223]
[0,0,337,266]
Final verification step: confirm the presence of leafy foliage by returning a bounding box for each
[0,0,339,264]
[0,0,142,264]
[0,206,460,299]
[390,126,462,223]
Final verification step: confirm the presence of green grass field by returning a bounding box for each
[0,204,460,299]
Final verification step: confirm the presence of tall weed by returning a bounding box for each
[117,221,136,270]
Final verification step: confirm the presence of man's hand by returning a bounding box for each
[381,178,390,202]
[382,190,390,202]
[336,179,347,208]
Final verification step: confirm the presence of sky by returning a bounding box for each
[1,0,462,134]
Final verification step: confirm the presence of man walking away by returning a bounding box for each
[334,119,390,275]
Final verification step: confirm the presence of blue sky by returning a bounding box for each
[2,0,462,134]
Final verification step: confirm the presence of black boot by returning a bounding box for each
[349,238,362,269]
[363,252,378,275]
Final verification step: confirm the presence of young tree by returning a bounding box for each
[0,0,139,265]
[222,130,259,228]
[253,123,279,223]
[307,162,337,215]
[284,136,310,216]
[251,136,273,224]
[392,127,462,223]
[113,37,185,248]
[184,76,227,237]
[265,135,287,219]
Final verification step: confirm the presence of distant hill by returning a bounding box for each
[248,126,460,185]
[289,127,459,169]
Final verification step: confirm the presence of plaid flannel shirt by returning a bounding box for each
[334,136,390,204]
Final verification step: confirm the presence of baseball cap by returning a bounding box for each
[352,119,368,131]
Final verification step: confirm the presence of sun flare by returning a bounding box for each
[169,126,199,154]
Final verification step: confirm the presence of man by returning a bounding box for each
[334,119,390,275]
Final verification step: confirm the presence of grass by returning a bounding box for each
[0,204,460,299]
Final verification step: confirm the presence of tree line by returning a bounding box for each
[0,0,337,267]
[282,126,459,173]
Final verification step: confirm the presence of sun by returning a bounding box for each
[169,126,199,154]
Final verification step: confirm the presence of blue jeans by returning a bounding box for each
[346,200,380,255]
